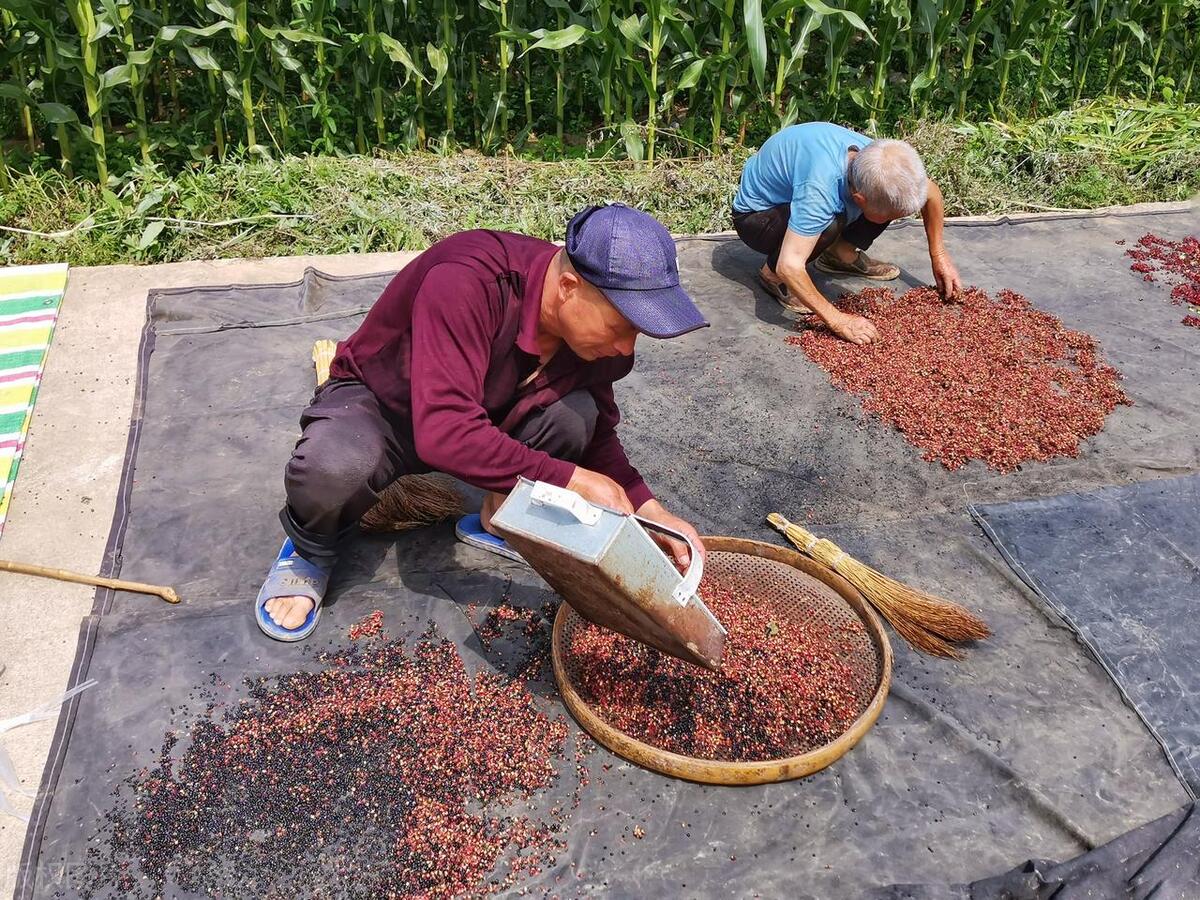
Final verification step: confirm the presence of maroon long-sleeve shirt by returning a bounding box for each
[330,229,653,508]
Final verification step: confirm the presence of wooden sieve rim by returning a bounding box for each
[551,535,894,786]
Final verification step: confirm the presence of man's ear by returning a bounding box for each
[558,268,582,302]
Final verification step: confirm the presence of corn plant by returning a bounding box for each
[955,0,989,119]
[478,0,511,146]
[95,0,157,164]
[505,3,590,142]
[865,0,907,130]
[0,0,1195,177]
[38,7,79,173]
[987,0,1057,113]
[816,1,874,119]
[705,0,736,147]
[1031,3,1070,111]
[911,0,966,115]
[294,0,335,152]
[1,9,37,151]
[763,0,822,126]
[63,0,109,181]
[629,0,692,162]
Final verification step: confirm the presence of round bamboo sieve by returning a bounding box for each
[551,536,893,785]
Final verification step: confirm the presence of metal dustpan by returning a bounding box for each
[490,478,727,670]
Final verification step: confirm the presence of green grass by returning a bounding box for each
[2,103,1197,268]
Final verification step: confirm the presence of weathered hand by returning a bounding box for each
[830,312,880,345]
[636,499,706,569]
[931,250,962,301]
[566,466,634,514]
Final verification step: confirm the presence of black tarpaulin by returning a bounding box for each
[16,204,1200,899]
[972,474,1200,796]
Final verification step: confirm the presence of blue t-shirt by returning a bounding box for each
[733,122,869,236]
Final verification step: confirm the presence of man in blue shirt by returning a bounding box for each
[732,122,962,344]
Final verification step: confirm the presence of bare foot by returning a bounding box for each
[264,595,314,629]
[479,491,508,536]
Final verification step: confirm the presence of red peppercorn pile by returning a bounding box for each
[77,617,583,899]
[564,574,873,762]
[1125,232,1200,322]
[347,608,384,639]
[794,286,1131,472]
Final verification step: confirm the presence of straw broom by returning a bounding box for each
[766,513,990,659]
[312,340,464,532]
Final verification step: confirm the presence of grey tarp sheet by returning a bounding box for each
[16,204,1200,898]
[972,475,1200,795]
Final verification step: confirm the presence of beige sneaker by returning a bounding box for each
[814,249,900,280]
[756,272,815,316]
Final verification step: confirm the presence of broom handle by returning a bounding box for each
[766,513,817,553]
[0,559,180,604]
[313,340,336,386]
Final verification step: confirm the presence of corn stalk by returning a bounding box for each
[817,1,875,120]
[764,0,823,126]
[505,7,590,144]
[1,11,36,151]
[97,0,156,164]
[64,0,108,181]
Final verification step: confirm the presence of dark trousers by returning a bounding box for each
[732,204,889,272]
[280,379,599,563]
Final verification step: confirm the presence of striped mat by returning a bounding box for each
[0,263,69,538]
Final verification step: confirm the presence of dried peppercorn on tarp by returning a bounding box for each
[1123,232,1200,325]
[74,610,584,899]
[790,286,1131,472]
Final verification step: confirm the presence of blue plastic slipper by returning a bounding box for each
[455,514,526,563]
[255,538,333,642]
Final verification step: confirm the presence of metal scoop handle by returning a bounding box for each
[525,480,704,608]
[635,516,704,607]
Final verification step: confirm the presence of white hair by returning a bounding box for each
[849,139,929,218]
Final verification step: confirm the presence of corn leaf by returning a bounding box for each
[526,24,591,53]
[744,0,768,88]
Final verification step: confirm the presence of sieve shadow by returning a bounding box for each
[337,521,567,700]
[434,569,566,703]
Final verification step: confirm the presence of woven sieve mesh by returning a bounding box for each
[557,551,884,763]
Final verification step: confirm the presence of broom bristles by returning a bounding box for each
[360,474,465,532]
[872,607,964,660]
[767,513,990,659]
[831,557,990,642]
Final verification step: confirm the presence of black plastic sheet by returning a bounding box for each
[973,475,1200,796]
[16,206,1200,898]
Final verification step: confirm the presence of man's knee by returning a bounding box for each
[285,427,389,520]
[512,390,598,462]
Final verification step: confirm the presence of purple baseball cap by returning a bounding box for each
[565,203,709,339]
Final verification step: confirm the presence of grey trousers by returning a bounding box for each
[279,379,598,563]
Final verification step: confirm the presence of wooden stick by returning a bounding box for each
[0,559,180,603]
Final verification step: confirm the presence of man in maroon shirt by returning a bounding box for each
[256,204,710,641]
